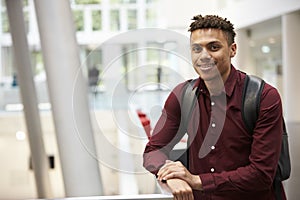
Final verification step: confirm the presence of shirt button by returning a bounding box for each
[212,123,216,128]
[211,145,215,150]
[210,168,215,172]
[211,101,215,106]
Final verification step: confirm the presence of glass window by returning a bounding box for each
[1,10,9,33]
[127,9,137,30]
[86,48,102,70]
[92,10,102,31]
[122,44,138,90]
[23,0,29,6]
[110,0,123,4]
[23,11,29,34]
[146,0,157,3]
[251,37,282,88]
[110,10,120,31]
[123,0,137,3]
[73,10,84,31]
[146,43,161,83]
[146,42,160,64]
[31,51,45,76]
[246,18,282,89]
[75,0,102,4]
[146,8,156,27]
[110,0,136,4]
[1,47,14,77]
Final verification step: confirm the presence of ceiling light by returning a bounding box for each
[261,45,270,53]
[16,131,26,141]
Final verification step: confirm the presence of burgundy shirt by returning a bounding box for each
[143,66,285,200]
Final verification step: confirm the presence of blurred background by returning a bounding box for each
[0,0,299,199]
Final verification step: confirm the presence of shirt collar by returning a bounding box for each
[192,65,238,97]
[224,65,238,97]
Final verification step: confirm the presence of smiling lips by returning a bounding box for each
[196,63,216,71]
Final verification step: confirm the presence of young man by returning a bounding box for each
[143,15,285,200]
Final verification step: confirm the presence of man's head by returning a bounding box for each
[189,15,236,45]
[189,15,237,83]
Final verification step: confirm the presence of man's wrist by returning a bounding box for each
[191,175,203,190]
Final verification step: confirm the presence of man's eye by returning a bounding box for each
[192,46,201,53]
[210,44,220,51]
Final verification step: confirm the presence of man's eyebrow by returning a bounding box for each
[191,40,222,47]
[191,40,222,46]
[209,40,222,44]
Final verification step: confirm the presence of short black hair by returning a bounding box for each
[189,15,236,45]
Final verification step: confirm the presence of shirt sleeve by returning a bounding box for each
[143,82,187,174]
[200,85,283,192]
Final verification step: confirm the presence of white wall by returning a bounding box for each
[219,0,300,29]
[161,0,300,30]
[159,0,216,31]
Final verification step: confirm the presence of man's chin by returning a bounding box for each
[199,73,222,82]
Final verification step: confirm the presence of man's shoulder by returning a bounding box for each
[241,72,281,100]
[173,78,199,91]
[261,81,282,100]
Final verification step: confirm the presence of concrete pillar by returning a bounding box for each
[5,0,52,198]
[282,11,300,200]
[282,11,300,121]
[0,0,2,78]
[33,0,102,196]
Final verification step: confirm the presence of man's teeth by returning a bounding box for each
[199,64,215,68]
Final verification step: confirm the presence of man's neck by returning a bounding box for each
[205,78,225,96]
[204,66,231,96]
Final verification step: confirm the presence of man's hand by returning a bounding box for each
[166,178,194,200]
[157,160,202,190]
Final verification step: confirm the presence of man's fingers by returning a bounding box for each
[157,161,186,181]
[166,178,194,200]
[158,167,177,180]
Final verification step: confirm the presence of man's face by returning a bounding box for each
[190,28,236,82]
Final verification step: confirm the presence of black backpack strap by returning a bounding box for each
[242,75,287,200]
[172,79,198,168]
[278,120,291,181]
[242,75,265,133]
[181,79,198,129]
[273,118,291,200]
[273,179,283,200]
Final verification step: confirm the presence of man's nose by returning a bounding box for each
[199,49,211,62]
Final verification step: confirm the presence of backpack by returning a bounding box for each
[242,75,291,200]
[174,75,291,200]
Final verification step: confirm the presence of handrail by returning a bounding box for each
[31,180,173,200]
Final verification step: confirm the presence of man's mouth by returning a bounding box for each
[196,63,216,71]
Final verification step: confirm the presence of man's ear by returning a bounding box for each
[230,43,237,57]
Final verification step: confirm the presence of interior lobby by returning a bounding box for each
[0,0,300,199]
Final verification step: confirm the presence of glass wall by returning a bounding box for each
[0,0,161,111]
[245,17,283,92]
[71,0,159,32]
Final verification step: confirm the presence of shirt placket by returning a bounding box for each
[202,95,226,174]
